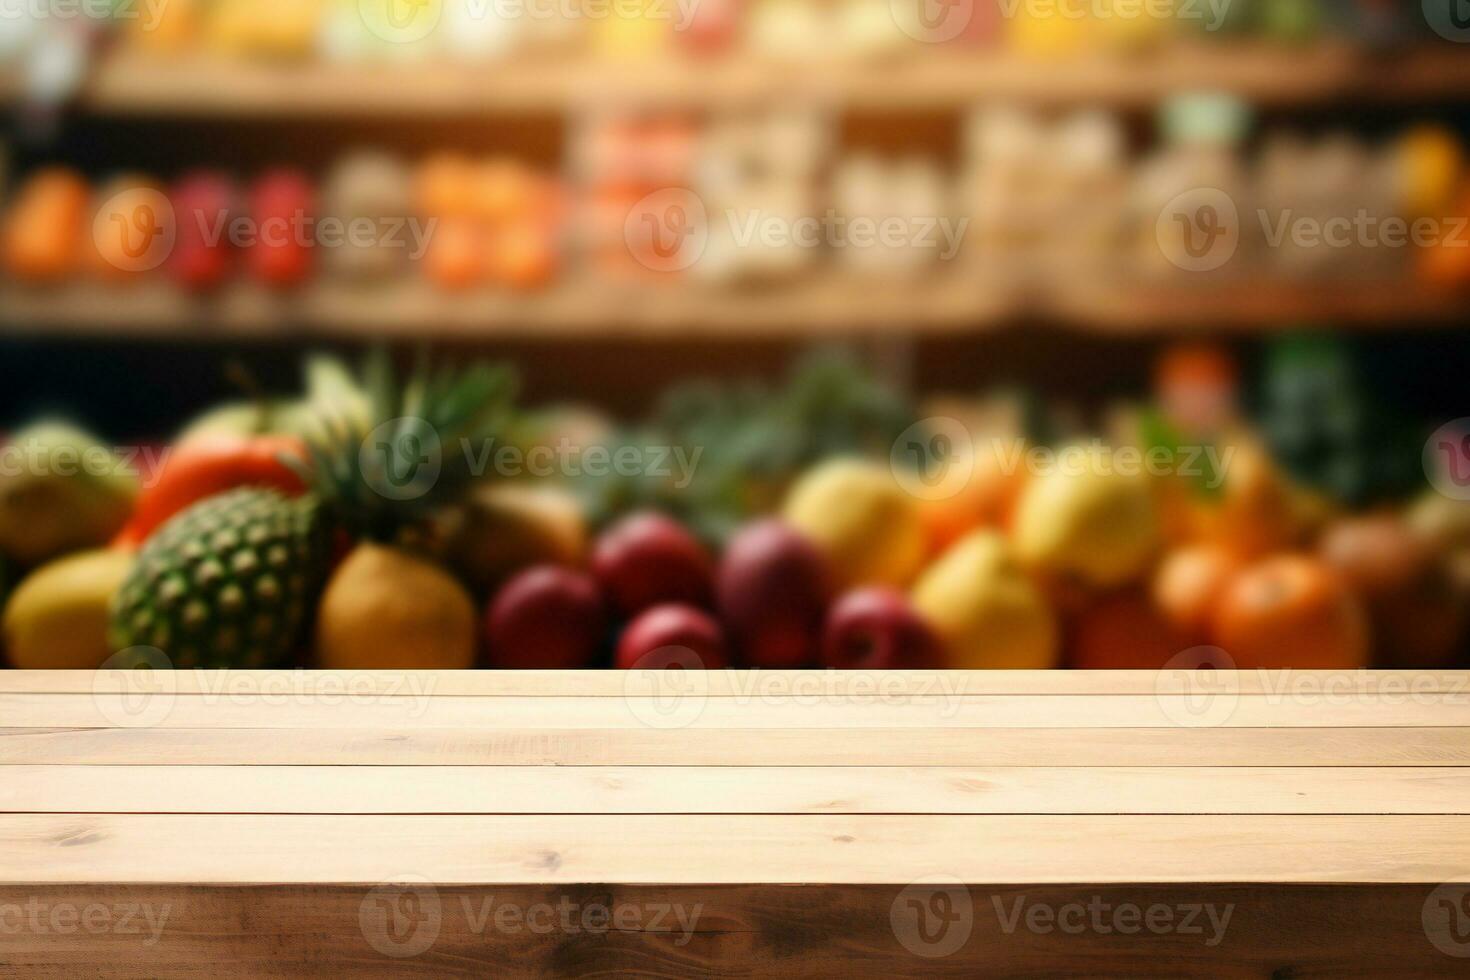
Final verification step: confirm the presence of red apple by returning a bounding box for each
[615,603,728,669]
[168,171,236,290]
[592,512,713,619]
[247,169,315,287]
[716,519,830,668]
[822,588,941,670]
[485,566,605,670]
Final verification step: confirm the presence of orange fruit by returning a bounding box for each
[1069,592,1190,670]
[1152,544,1239,641]
[915,452,1025,559]
[2,169,89,282]
[1211,555,1368,669]
[489,222,558,290]
[422,217,483,290]
[1204,440,1301,560]
[415,154,478,220]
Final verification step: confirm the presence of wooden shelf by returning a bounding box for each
[0,277,1463,341]
[49,43,1470,116]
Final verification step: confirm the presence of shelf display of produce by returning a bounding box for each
[0,0,1468,677]
[2,343,1467,673]
[3,100,1468,337]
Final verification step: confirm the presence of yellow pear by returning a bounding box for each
[912,530,1058,669]
[783,458,926,590]
[316,543,477,669]
[1012,447,1161,588]
[3,549,135,669]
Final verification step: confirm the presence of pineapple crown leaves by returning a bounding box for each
[289,349,519,542]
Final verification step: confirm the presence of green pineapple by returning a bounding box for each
[109,354,515,668]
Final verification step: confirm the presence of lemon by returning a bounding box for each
[783,458,926,590]
[912,531,1058,670]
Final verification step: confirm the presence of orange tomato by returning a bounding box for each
[1211,555,1369,669]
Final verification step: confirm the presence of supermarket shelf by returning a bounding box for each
[55,43,1470,116]
[0,277,1013,339]
[0,278,1464,340]
[1055,280,1470,334]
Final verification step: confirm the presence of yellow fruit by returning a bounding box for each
[1395,125,1464,219]
[316,544,477,669]
[0,422,140,567]
[912,530,1059,669]
[444,482,588,595]
[3,549,135,669]
[783,458,926,590]
[1012,448,1161,589]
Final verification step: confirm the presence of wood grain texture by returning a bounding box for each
[5,725,1469,766]
[0,884,1464,979]
[4,765,1468,815]
[0,814,1466,885]
[7,692,1469,730]
[8,668,1466,697]
[4,669,1469,975]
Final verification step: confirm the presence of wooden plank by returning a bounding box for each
[8,668,1468,698]
[64,45,1470,116]
[5,726,1467,767]
[4,765,1468,815]
[6,692,1468,730]
[0,814,1465,884]
[0,883,1461,978]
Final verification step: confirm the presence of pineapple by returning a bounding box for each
[109,353,515,668]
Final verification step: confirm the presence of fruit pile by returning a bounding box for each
[1,342,1466,671]
[0,155,564,291]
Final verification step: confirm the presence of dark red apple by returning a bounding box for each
[247,169,315,287]
[716,519,830,668]
[485,565,605,670]
[169,171,236,290]
[592,512,713,619]
[615,603,728,669]
[822,588,941,670]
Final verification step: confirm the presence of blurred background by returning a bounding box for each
[2,0,1470,671]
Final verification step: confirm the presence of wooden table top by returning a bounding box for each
[2,668,1469,976]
